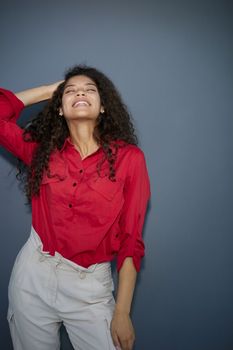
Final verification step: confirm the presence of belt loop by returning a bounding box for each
[88,263,98,273]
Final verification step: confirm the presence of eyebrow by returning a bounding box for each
[64,82,97,89]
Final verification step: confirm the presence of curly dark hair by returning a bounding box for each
[17,65,138,200]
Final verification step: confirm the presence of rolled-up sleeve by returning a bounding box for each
[117,148,151,272]
[0,88,36,164]
[0,88,24,121]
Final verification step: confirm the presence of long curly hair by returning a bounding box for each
[17,65,138,200]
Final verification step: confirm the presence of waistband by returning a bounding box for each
[29,226,109,274]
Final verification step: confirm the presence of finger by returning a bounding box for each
[111,331,121,348]
[121,338,135,350]
[120,339,129,350]
[129,334,135,347]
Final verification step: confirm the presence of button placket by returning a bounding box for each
[70,178,79,208]
[79,169,84,182]
[67,167,85,210]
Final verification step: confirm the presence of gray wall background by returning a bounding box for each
[0,0,232,349]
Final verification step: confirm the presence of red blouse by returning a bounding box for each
[0,88,150,272]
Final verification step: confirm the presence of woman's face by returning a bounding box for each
[60,75,104,121]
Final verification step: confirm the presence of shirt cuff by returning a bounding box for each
[116,235,145,272]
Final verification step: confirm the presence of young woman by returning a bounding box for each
[0,65,150,350]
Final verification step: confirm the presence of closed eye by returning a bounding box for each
[64,89,75,94]
[86,88,97,92]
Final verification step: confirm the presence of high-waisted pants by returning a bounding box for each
[7,226,117,350]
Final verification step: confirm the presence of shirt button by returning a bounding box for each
[73,182,77,187]
[68,204,72,208]
[79,169,83,173]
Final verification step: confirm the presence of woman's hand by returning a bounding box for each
[46,80,64,97]
[111,310,135,350]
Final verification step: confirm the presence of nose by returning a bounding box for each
[76,90,86,96]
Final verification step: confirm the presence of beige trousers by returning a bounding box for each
[7,226,117,350]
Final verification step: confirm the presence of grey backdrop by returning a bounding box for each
[0,0,233,349]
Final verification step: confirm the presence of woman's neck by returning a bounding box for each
[67,120,99,159]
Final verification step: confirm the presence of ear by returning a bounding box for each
[100,106,105,114]
[59,108,63,116]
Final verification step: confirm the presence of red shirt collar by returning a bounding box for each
[59,137,74,153]
[60,137,126,153]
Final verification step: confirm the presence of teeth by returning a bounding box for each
[74,101,89,107]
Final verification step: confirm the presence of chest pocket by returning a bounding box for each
[87,176,124,201]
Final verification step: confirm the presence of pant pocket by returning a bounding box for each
[7,308,25,350]
[91,264,115,302]
[7,308,17,348]
[93,263,115,290]
[7,307,13,323]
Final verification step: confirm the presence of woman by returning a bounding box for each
[0,65,150,350]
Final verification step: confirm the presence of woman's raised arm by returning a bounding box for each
[15,81,64,106]
[0,80,62,164]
